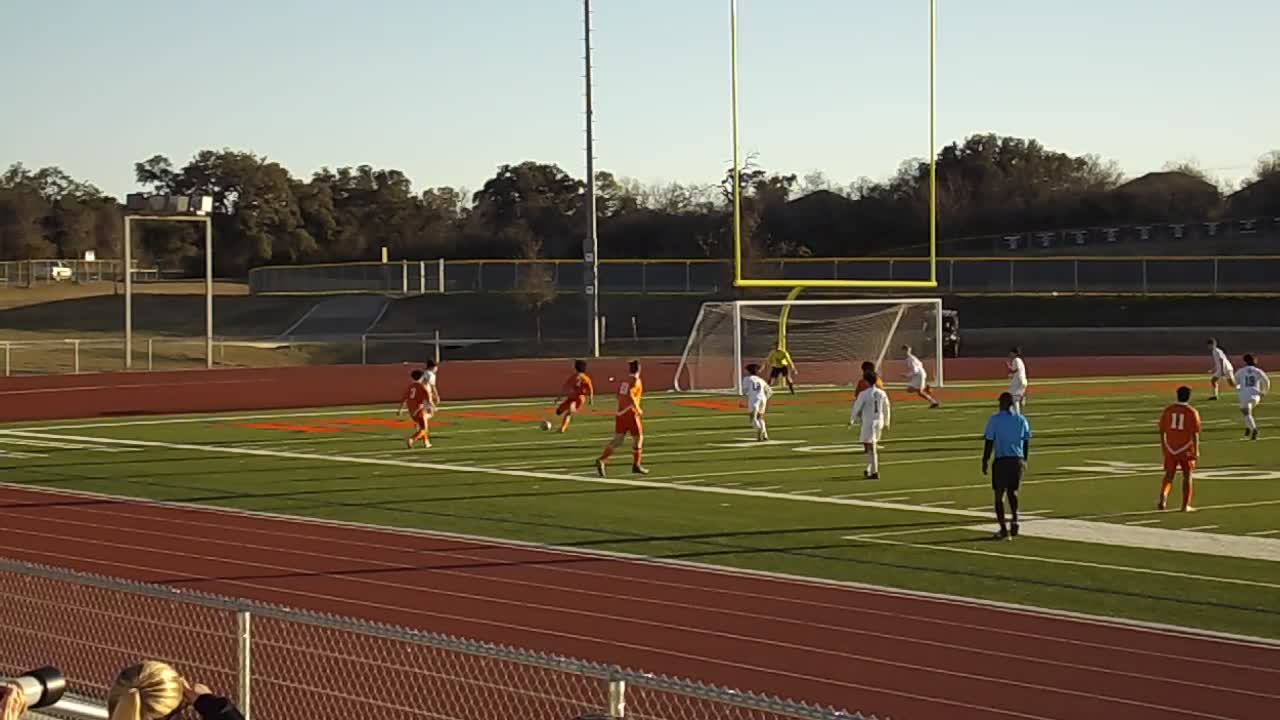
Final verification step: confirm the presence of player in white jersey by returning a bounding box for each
[422,359,440,406]
[739,363,774,441]
[850,370,891,479]
[1206,337,1235,400]
[901,345,940,408]
[1234,354,1270,440]
[1007,347,1028,415]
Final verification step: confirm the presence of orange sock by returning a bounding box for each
[632,448,643,466]
[559,415,571,432]
[1160,475,1173,503]
[1182,476,1193,509]
[599,447,614,462]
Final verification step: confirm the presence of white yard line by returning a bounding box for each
[955,519,1280,563]
[1247,530,1280,537]
[1185,525,1221,532]
[1126,520,1162,526]
[846,535,1280,590]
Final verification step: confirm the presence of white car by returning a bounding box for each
[50,262,73,281]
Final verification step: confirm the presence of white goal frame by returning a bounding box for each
[672,297,945,392]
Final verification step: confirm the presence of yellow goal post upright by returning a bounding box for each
[727,0,940,292]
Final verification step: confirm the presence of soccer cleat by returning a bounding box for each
[1251,429,1259,441]
[406,438,414,449]
[632,464,649,475]
[422,441,432,449]
[1157,500,1166,511]
[993,528,1009,541]
[929,402,940,409]
[867,473,879,480]
[595,459,606,477]
[1245,428,1252,437]
[1182,505,1196,513]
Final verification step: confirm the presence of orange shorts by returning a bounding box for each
[411,410,427,429]
[614,413,642,436]
[556,396,584,415]
[1163,453,1195,475]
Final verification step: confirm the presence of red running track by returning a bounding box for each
[1,485,1277,720]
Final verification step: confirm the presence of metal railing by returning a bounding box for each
[245,255,1280,296]
[0,556,876,720]
[0,260,159,286]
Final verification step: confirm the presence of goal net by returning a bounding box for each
[673,298,944,392]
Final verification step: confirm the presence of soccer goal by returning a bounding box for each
[673,298,945,392]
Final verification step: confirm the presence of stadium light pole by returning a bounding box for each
[583,0,600,358]
[122,194,215,370]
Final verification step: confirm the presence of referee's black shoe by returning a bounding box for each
[1010,522,1020,537]
[993,528,1010,541]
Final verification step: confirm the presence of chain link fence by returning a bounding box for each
[245,256,1280,296]
[0,557,876,720]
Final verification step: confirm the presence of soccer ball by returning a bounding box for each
[540,420,553,431]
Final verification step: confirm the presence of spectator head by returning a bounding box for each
[108,662,183,720]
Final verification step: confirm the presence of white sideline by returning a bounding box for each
[3,479,1278,650]
[959,519,1280,564]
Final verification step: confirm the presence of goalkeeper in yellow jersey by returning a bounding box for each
[765,345,797,394]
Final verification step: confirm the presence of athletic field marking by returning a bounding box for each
[965,505,991,512]
[1185,525,1221,532]
[789,489,823,495]
[848,535,1280,590]
[4,373,1200,432]
[1084,498,1280,520]
[6,428,1276,565]
[876,496,911,502]
[5,482,1277,652]
[956,519,1280,564]
[1248,530,1280,537]
[1126,520,1162,526]
[920,500,957,507]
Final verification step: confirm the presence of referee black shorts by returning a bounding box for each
[769,366,789,380]
[991,457,1025,492]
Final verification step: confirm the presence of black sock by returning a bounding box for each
[1008,491,1020,524]
[994,496,1006,530]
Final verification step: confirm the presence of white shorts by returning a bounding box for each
[906,374,926,391]
[1213,368,1234,381]
[859,423,884,444]
[747,400,767,416]
[1240,394,1261,411]
[1009,384,1027,400]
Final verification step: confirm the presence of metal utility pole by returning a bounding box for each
[584,0,600,357]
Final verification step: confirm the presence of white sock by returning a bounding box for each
[758,418,768,438]
[1246,415,1257,431]
[870,446,879,474]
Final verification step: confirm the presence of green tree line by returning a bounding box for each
[2,135,1278,276]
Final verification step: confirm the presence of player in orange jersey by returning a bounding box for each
[854,360,885,397]
[553,359,595,432]
[396,368,437,449]
[1157,386,1202,512]
[596,359,648,476]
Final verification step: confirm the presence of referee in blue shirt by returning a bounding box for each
[982,392,1032,540]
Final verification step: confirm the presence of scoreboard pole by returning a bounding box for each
[583,0,600,357]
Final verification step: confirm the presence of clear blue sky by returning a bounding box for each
[2,0,1275,198]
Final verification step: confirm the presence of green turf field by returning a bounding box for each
[3,375,1279,640]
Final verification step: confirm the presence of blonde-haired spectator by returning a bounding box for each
[1,683,29,720]
[108,662,243,720]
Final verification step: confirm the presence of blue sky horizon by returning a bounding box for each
[2,1,1275,199]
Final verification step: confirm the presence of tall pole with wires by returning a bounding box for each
[583,0,600,357]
